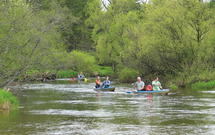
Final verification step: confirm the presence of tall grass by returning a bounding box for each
[94,66,114,77]
[0,90,19,110]
[191,80,215,90]
[57,70,78,78]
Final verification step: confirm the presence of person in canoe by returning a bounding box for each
[133,77,145,91]
[95,76,102,88]
[77,73,85,78]
[100,76,111,88]
[146,83,153,91]
[152,77,162,91]
[77,73,80,78]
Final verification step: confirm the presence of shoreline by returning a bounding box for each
[0,90,19,110]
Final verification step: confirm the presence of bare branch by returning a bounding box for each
[101,0,108,10]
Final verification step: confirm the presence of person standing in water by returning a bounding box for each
[134,77,145,91]
[100,77,111,88]
[95,76,102,88]
[152,77,162,91]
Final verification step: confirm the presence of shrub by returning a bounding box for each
[0,90,19,110]
[70,50,97,74]
[57,70,78,78]
[170,84,178,89]
[118,68,139,83]
[94,66,114,77]
[191,80,215,90]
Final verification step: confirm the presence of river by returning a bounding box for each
[1,78,215,134]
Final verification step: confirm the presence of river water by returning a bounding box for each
[1,78,215,134]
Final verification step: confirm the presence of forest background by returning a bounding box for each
[1,0,215,89]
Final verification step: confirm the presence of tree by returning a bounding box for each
[124,0,215,84]
[86,0,141,71]
[0,0,74,88]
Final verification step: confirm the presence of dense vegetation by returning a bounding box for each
[1,0,215,89]
[0,90,19,110]
[86,0,215,85]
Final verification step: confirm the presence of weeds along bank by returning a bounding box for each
[57,66,114,78]
[0,90,19,110]
[15,66,114,82]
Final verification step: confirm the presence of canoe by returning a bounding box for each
[94,86,115,91]
[133,89,169,95]
[77,77,85,79]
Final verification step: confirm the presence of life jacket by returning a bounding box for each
[146,85,153,91]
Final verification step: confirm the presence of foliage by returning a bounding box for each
[191,80,215,90]
[57,0,94,52]
[86,0,141,72]
[170,84,178,89]
[2,0,215,87]
[94,66,114,77]
[57,70,78,78]
[0,90,19,110]
[86,0,215,84]
[0,0,74,88]
[57,66,114,78]
[118,68,139,83]
[70,50,97,74]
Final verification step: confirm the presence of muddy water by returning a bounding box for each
[1,78,215,134]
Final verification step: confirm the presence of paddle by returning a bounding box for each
[127,89,136,94]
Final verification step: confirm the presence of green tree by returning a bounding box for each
[0,0,74,88]
[124,0,215,84]
[86,0,141,72]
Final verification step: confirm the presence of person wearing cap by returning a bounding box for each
[134,77,145,91]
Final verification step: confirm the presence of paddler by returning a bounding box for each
[100,76,111,88]
[152,77,162,91]
[95,76,102,88]
[133,77,145,91]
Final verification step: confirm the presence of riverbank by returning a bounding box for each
[15,66,114,82]
[0,90,19,110]
[14,67,215,90]
[190,80,215,90]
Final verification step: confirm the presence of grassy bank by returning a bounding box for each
[0,90,19,110]
[94,66,114,77]
[190,80,215,90]
[57,70,78,78]
[57,66,114,78]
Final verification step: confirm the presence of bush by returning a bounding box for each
[0,90,19,110]
[94,66,114,77]
[57,70,78,78]
[70,50,97,74]
[118,68,139,83]
[170,84,178,89]
[191,80,215,90]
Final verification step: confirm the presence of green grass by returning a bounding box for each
[57,70,78,78]
[191,80,215,90]
[170,84,178,89]
[26,70,39,75]
[94,66,114,77]
[0,89,19,110]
